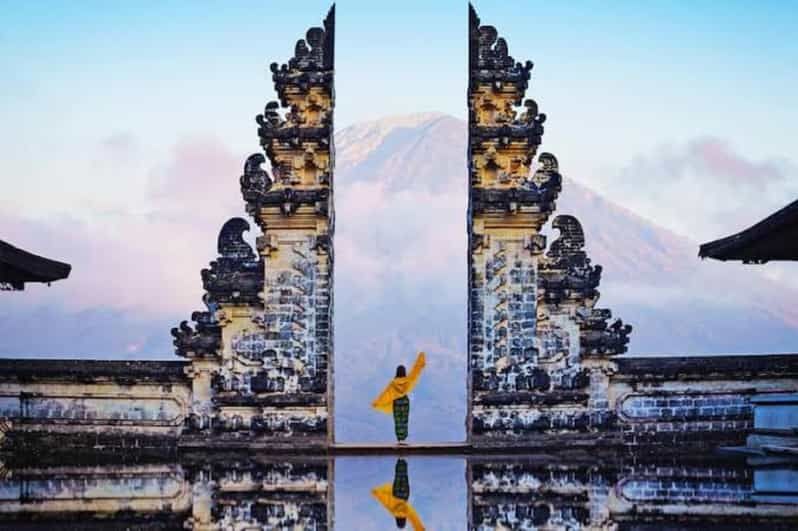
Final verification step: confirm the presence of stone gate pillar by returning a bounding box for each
[173,6,335,447]
[467,4,631,447]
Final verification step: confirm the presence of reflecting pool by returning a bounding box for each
[0,452,796,529]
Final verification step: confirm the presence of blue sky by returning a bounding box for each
[2,1,795,183]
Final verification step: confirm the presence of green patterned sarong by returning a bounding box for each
[393,396,410,441]
[392,458,410,500]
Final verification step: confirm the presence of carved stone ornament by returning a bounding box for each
[200,218,263,305]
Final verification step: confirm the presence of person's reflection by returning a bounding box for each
[371,458,425,531]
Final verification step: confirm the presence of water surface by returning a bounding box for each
[0,452,796,529]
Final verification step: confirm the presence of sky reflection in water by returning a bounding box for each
[337,457,465,530]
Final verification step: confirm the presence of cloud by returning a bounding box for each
[1,136,246,317]
[595,137,798,242]
[684,138,786,187]
[148,137,243,218]
[335,179,467,309]
[99,132,140,163]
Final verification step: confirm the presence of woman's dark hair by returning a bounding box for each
[395,365,407,377]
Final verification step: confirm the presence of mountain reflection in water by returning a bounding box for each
[0,453,796,529]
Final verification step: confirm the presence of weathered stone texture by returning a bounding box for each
[465,6,798,451]
[0,360,191,449]
[467,4,630,446]
[468,458,798,530]
[611,355,798,449]
[620,393,753,421]
[172,6,335,446]
[194,458,332,530]
[0,458,333,530]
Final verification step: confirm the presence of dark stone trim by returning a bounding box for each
[213,393,326,407]
[616,354,798,380]
[257,188,330,208]
[616,516,798,529]
[469,70,532,92]
[538,276,601,298]
[178,435,329,451]
[0,359,189,383]
[471,187,560,213]
[471,432,624,450]
[472,492,589,505]
[3,431,180,459]
[0,516,186,530]
[271,73,334,107]
[475,390,589,406]
[249,188,332,218]
[622,428,749,450]
[201,264,263,305]
[471,122,544,142]
[217,492,327,504]
[257,123,331,145]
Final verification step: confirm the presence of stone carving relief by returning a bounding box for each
[172,7,334,442]
[468,5,631,442]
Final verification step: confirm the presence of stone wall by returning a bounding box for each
[0,359,191,451]
[187,457,332,530]
[468,457,798,530]
[467,350,798,450]
[0,456,333,530]
[2,352,791,453]
[612,354,798,450]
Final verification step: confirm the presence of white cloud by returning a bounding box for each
[588,137,798,242]
[1,136,245,317]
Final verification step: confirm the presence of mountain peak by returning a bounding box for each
[336,113,463,174]
[338,112,457,135]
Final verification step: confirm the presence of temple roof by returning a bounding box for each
[698,198,798,263]
[0,239,71,290]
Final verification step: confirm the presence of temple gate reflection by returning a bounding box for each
[0,453,795,529]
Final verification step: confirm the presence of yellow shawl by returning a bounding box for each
[371,483,426,531]
[371,352,426,415]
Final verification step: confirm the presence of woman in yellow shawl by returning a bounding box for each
[372,352,426,443]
